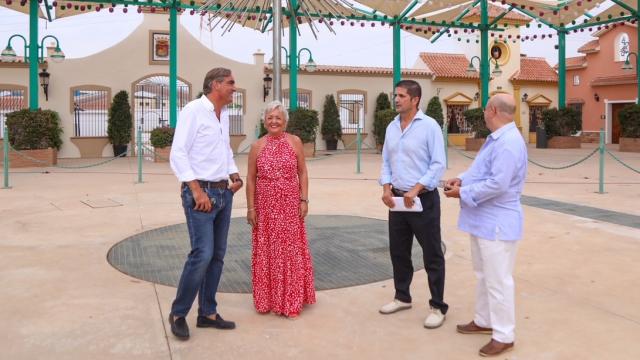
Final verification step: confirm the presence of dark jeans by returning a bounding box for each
[171,185,233,317]
[388,190,448,314]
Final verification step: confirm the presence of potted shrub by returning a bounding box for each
[286,108,319,158]
[619,104,640,152]
[4,109,63,168]
[373,109,397,152]
[107,90,133,157]
[425,96,444,127]
[463,108,489,151]
[149,126,174,162]
[321,94,342,150]
[543,107,582,148]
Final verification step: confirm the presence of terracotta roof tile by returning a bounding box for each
[510,57,557,83]
[264,64,432,77]
[565,56,588,70]
[418,52,479,80]
[464,3,530,23]
[591,74,638,87]
[578,39,600,54]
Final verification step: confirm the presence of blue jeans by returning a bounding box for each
[171,185,233,317]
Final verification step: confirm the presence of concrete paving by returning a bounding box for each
[1,143,639,360]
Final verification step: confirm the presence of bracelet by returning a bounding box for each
[247,208,255,212]
[300,198,309,204]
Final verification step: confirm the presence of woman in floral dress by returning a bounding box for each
[246,100,316,317]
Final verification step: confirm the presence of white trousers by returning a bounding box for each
[470,235,519,343]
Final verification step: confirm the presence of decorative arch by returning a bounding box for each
[443,92,473,105]
[526,94,553,107]
[614,32,631,62]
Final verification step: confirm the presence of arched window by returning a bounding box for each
[615,33,630,62]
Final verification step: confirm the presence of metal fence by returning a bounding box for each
[338,92,365,134]
[229,91,244,135]
[73,89,110,137]
[0,89,26,138]
[283,90,311,109]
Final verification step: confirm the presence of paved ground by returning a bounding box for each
[1,143,639,359]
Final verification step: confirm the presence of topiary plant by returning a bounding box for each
[286,108,319,144]
[321,94,342,141]
[149,126,175,148]
[463,108,490,139]
[107,90,133,146]
[373,109,397,146]
[542,107,582,139]
[425,96,444,127]
[375,92,391,113]
[619,104,640,138]
[5,109,63,150]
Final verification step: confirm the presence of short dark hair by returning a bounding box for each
[395,80,421,109]
[203,67,232,95]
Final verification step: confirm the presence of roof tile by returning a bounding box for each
[511,57,557,83]
[418,52,479,80]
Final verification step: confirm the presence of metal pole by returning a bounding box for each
[137,125,143,184]
[3,125,9,189]
[392,22,401,91]
[29,0,39,110]
[598,128,605,194]
[169,5,178,128]
[356,124,361,174]
[558,28,567,109]
[637,6,639,104]
[289,0,298,110]
[273,0,282,101]
[480,0,489,107]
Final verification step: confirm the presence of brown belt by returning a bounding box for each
[392,188,431,197]
[183,180,228,189]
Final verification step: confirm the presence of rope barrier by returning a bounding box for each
[451,145,600,170]
[606,150,640,174]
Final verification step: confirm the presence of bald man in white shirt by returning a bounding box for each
[168,67,243,340]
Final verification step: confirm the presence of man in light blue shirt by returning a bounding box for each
[444,94,527,357]
[378,80,448,330]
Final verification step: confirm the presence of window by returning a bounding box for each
[615,33,630,62]
[446,105,470,134]
[337,90,366,134]
[573,75,580,86]
[283,89,312,109]
[0,85,27,138]
[71,86,111,137]
[528,106,548,132]
[229,89,245,135]
[568,103,583,125]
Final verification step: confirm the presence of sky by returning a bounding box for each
[0,3,612,68]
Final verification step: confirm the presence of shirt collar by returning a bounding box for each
[200,95,226,113]
[394,109,427,126]
[489,121,516,140]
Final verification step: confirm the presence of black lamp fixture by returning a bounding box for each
[39,68,50,101]
[263,73,272,102]
[473,92,480,101]
[594,93,600,102]
[521,93,528,102]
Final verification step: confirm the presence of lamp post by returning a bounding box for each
[1,34,65,109]
[268,46,316,108]
[467,55,502,104]
[622,52,639,104]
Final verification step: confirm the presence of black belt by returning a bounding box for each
[183,180,228,189]
[392,187,432,197]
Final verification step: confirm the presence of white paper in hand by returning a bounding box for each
[389,197,423,212]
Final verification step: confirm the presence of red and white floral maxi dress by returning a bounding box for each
[252,133,316,316]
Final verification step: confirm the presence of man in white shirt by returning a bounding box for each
[168,68,243,340]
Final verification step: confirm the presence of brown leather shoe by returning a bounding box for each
[479,339,514,357]
[456,321,492,335]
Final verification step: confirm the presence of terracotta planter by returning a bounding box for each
[341,133,368,150]
[547,136,581,149]
[325,139,338,151]
[70,136,109,158]
[619,137,640,153]
[0,145,57,168]
[465,137,486,151]
[154,146,171,162]
[303,142,315,158]
[376,143,383,154]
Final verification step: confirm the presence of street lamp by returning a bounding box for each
[297,47,316,72]
[39,68,50,101]
[466,55,501,77]
[621,52,639,104]
[1,34,65,63]
[622,52,637,71]
[263,73,272,102]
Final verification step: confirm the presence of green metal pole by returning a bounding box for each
[558,28,567,109]
[289,0,298,110]
[392,21,401,93]
[480,0,489,108]
[137,125,143,183]
[29,0,39,110]
[356,125,361,174]
[637,5,639,105]
[598,128,604,194]
[3,125,9,189]
[169,5,178,128]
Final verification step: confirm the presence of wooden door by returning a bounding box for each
[611,103,631,144]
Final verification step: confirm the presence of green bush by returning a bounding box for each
[150,126,175,148]
[321,94,342,141]
[286,108,319,143]
[107,90,133,145]
[375,92,391,113]
[425,96,444,127]
[5,109,63,150]
[463,108,490,139]
[542,107,582,139]
[373,109,397,145]
[619,104,640,138]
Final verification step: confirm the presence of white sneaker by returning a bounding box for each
[379,300,412,314]
[423,308,445,329]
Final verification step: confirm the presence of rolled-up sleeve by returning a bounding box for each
[418,123,446,190]
[170,110,197,182]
